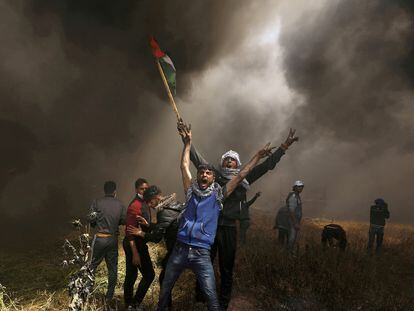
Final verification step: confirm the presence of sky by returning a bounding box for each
[0,0,413,246]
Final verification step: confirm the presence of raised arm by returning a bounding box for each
[225,144,272,197]
[178,122,192,193]
[178,119,215,170]
[246,128,299,184]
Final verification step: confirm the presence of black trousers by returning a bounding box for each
[196,225,237,309]
[239,220,250,245]
[123,238,155,306]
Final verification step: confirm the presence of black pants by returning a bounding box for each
[123,238,155,306]
[278,228,289,245]
[196,225,237,309]
[239,220,250,245]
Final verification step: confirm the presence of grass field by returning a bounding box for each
[1,210,414,310]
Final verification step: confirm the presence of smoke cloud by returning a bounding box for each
[1,0,413,247]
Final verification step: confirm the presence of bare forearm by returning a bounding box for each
[181,143,192,191]
[239,154,261,180]
[226,154,260,196]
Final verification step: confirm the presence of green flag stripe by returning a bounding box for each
[160,57,176,95]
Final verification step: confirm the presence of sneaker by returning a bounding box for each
[126,305,136,311]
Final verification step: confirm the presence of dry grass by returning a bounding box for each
[1,210,414,310]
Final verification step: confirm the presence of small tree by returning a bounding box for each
[62,219,95,311]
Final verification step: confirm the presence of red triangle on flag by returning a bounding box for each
[149,36,166,59]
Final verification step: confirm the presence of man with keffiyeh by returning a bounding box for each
[189,128,299,310]
[157,122,273,311]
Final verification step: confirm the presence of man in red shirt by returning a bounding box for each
[123,178,152,310]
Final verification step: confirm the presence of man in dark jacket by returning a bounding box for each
[127,192,185,309]
[239,192,261,245]
[88,181,126,302]
[188,128,299,309]
[321,224,347,250]
[367,198,390,254]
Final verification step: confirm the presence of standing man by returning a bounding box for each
[157,122,272,311]
[88,181,126,303]
[239,192,261,245]
[188,128,299,309]
[274,205,290,245]
[127,191,185,309]
[287,180,304,250]
[367,198,390,255]
[123,178,157,311]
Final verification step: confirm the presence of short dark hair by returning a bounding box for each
[135,178,148,189]
[104,181,116,195]
[144,185,161,202]
[197,164,216,176]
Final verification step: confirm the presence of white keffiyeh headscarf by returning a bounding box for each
[219,150,250,190]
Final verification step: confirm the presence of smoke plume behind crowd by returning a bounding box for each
[0,0,413,246]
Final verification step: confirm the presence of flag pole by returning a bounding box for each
[156,59,181,121]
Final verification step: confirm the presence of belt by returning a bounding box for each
[96,233,112,238]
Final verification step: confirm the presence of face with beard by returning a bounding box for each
[196,168,215,190]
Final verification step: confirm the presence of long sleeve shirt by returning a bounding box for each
[125,195,150,241]
[190,145,285,226]
[88,195,126,235]
[370,205,390,226]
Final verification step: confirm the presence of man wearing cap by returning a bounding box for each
[367,198,390,254]
[287,180,304,250]
[186,127,299,309]
[157,122,273,311]
[88,181,127,302]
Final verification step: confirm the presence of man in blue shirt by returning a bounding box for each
[157,122,272,311]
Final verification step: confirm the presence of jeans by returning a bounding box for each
[367,225,384,254]
[123,238,155,306]
[196,225,236,310]
[90,236,118,300]
[158,243,175,308]
[287,226,298,250]
[158,242,221,311]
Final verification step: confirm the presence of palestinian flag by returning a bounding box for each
[149,36,176,95]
